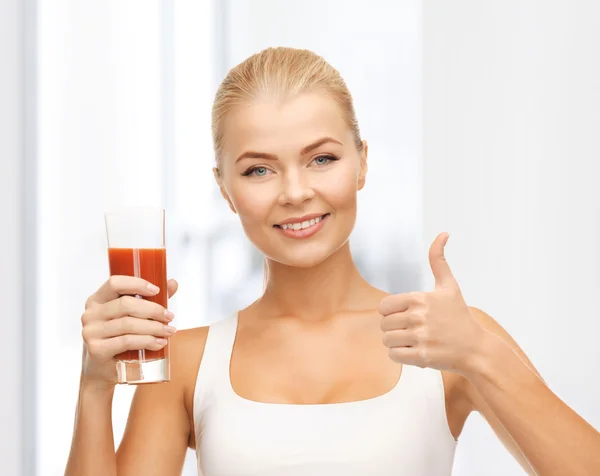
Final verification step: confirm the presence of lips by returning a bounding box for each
[275,213,330,239]
[274,213,330,230]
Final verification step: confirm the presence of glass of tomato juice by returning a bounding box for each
[104,207,170,384]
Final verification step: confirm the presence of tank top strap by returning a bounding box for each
[193,311,239,414]
[394,364,457,445]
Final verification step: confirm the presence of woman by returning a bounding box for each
[65,47,600,476]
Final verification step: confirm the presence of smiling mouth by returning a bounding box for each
[274,213,330,231]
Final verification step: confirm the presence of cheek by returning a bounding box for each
[228,181,275,224]
[316,165,359,210]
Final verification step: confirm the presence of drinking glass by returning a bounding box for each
[104,207,170,384]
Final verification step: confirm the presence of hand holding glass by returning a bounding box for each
[104,207,170,384]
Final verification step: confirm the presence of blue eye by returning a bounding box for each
[313,155,339,166]
[242,166,270,177]
[254,167,268,176]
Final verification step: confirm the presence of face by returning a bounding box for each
[215,92,368,268]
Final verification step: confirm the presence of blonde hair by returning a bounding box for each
[211,47,363,173]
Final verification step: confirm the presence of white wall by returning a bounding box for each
[0,0,25,474]
[422,2,600,474]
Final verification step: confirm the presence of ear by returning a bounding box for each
[213,167,238,214]
[357,140,368,191]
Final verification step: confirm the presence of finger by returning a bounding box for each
[378,292,425,317]
[91,275,161,305]
[388,347,423,366]
[380,312,424,332]
[87,335,168,361]
[167,278,178,298]
[82,295,170,324]
[99,295,171,322]
[110,334,169,356]
[86,317,176,340]
[382,329,418,349]
[429,232,456,289]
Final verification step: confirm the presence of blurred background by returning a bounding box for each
[1,1,599,475]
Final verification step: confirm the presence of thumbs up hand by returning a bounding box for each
[378,233,487,376]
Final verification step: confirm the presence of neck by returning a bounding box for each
[259,241,372,321]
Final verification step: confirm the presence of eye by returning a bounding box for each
[312,154,339,167]
[242,166,272,177]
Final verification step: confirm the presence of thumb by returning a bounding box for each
[428,233,455,289]
[167,278,179,298]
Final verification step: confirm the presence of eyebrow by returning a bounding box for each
[234,137,343,163]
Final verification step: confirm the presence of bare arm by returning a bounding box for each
[116,384,189,475]
[65,326,206,476]
[464,307,600,476]
[64,277,187,476]
[116,327,207,475]
[64,379,118,476]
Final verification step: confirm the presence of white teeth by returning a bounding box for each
[280,215,325,231]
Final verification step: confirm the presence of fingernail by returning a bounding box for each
[164,310,175,321]
[147,283,160,293]
[165,325,177,334]
[156,338,168,346]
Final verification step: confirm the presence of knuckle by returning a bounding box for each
[416,348,430,366]
[80,310,91,326]
[150,338,163,350]
[125,316,140,333]
[81,323,97,343]
[118,295,134,314]
[381,331,391,347]
[415,327,429,344]
[150,303,165,320]
[87,340,101,358]
[153,321,166,335]
[414,312,426,325]
[84,296,96,309]
[410,292,426,306]
[378,296,393,315]
[114,317,129,335]
[107,275,119,290]
[121,334,134,349]
[408,314,422,328]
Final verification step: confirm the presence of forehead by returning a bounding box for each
[221,92,351,159]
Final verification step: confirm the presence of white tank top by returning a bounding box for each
[193,312,458,476]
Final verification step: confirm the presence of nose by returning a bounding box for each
[277,169,315,206]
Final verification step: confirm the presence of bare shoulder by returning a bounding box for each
[172,325,211,377]
[467,305,542,377]
[152,325,210,399]
[461,306,545,406]
[116,325,210,474]
[438,306,530,439]
[171,326,211,449]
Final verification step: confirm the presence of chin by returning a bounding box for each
[271,250,333,269]
[263,237,350,269]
